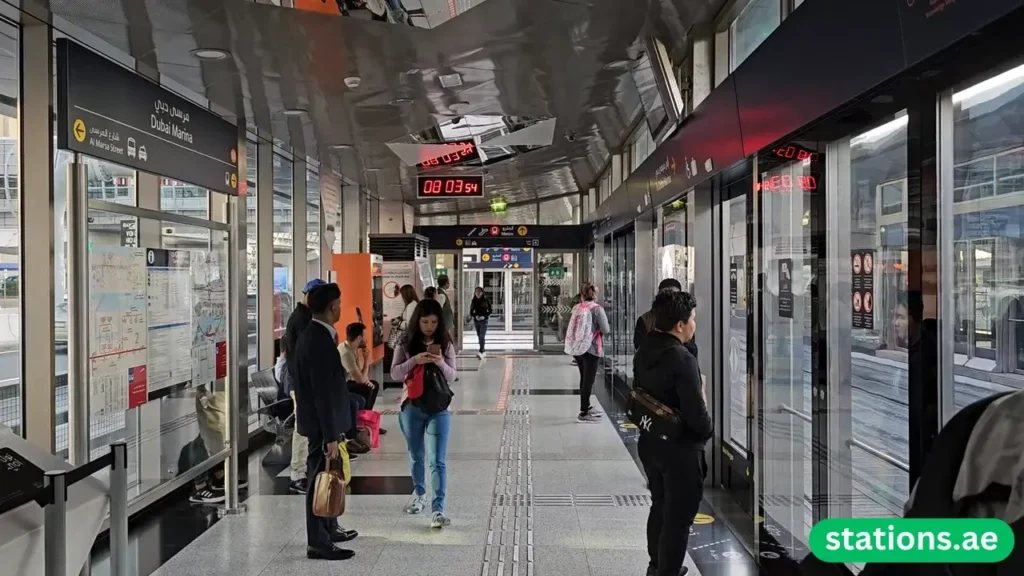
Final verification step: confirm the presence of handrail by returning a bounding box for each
[775,404,910,473]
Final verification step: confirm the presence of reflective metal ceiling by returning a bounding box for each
[28,0,716,214]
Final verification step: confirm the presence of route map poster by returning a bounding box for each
[88,246,148,415]
[146,249,193,392]
[190,249,227,386]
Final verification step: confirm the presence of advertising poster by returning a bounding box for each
[729,262,738,305]
[851,250,875,329]
[146,249,193,391]
[778,258,794,319]
[381,261,415,321]
[88,246,148,415]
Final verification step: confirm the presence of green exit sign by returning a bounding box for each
[548,266,565,280]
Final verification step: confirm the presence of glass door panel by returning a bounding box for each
[510,271,534,332]
[484,271,507,332]
[538,252,577,349]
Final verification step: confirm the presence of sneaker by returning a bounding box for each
[189,487,226,505]
[477,351,483,359]
[404,493,428,514]
[576,413,601,424]
[587,407,603,416]
[430,511,451,529]
[289,478,307,494]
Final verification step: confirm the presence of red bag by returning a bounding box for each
[357,410,381,449]
[406,365,425,400]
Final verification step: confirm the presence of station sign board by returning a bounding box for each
[56,39,239,195]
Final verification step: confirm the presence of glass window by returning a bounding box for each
[951,65,1024,403]
[272,154,293,341]
[246,141,258,372]
[657,191,695,291]
[0,26,17,434]
[731,0,780,71]
[160,179,209,219]
[722,182,748,450]
[306,167,321,282]
[603,229,636,387]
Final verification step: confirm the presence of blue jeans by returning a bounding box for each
[399,404,451,513]
[474,319,488,353]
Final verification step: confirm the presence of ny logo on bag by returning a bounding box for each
[639,415,653,432]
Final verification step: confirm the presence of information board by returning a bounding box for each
[56,39,239,195]
[88,246,148,415]
[0,447,45,515]
[851,250,875,329]
[146,249,193,392]
[190,249,228,386]
[778,258,794,319]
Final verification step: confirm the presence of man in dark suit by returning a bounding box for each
[292,283,358,561]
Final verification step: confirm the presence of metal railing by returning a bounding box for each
[776,404,910,472]
[35,442,129,576]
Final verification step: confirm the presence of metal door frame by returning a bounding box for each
[534,249,581,351]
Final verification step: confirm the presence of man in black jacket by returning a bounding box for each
[633,290,712,576]
[292,283,358,561]
[634,278,698,358]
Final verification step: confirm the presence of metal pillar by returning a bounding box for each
[43,471,68,576]
[108,443,129,576]
[66,159,89,466]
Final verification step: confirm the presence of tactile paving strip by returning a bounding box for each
[482,359,534,576]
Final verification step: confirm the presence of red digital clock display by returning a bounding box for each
[757,174,819,193]
[417,175,485,198]
[417,141,480,169]
[773,145,818,163]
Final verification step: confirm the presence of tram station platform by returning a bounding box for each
[89,356,760,576]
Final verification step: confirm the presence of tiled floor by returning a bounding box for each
[95,356,769,575]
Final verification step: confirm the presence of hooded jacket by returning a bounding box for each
[633,330,712,450]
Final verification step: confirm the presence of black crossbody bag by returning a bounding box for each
[626,387,684,441]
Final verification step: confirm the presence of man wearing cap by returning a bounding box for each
[282,278,326,493]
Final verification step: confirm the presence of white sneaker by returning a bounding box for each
[577,413,601,424]
[404,493,428,514]
[431,511,451,529]
[477,351,484,359]
[587,407,603,416]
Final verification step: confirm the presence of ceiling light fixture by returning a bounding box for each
[438,72,463,88]
[280,108,307,116]
[587,105,609,113]
[448,101,471,113]
[390,98,414,106]
[603,60,630,70]
[344,76,361,89]
[191,48,230,60]
[330,144,353,150]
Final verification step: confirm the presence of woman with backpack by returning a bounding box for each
[564,283,610,423]
[389,298,457,528]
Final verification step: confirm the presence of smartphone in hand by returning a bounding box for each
[427,343,442,357]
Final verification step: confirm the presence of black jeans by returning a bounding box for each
[474,319,488,353]
[345,395,365,438]
[305,441,339,547]
[348,380,379,411]
[573,353,599,415]
[638,435,705,576]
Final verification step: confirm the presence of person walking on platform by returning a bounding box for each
[390,298,457,529]
[563,282,610,423]
[634,278,698,357]
[633,290,711,576]
[435,274,456,336]
[283,278,325,495]
[469,286,492,358]
[293,283,359,561]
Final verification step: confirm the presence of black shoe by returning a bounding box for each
[331,528,359,543]
[306,545,354,561]
[189,487,225,505]
[379,428,388,435]
[288,479,307,495]
[350,452,358,460]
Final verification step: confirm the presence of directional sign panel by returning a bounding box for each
[56,39,239,195]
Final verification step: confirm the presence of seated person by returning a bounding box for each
[339,323,387,436]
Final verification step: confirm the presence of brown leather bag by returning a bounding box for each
[311,454,347,518]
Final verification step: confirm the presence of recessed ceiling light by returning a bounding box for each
[439,73,463,88]
[330,144,353,150]
[281,108,307,116]
[191,48,230,60]
[603,60,630,70]
[390,98,414,106]
[449,101,471,112]
[588,105,609,113]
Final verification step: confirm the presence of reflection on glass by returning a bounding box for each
[658,192,695,291]
[273,154,293,340]
[723,193,748,449]
[731,0,780,71]
[759,157,814,560]
[246,142,258,373]
[0,24,18,434]
[604,230,636,384]
[160,179,208,219]
[538,253,576,347]
[307,168,321,282]
[845,114,910,521]
[952,65,1024,392]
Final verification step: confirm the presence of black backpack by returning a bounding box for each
[412,363,454,415]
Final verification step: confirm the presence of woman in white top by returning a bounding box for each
[399,284,419,331]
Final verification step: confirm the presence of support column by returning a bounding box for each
[256,140,274,369]
[20,20,55,449]
[714,30,730,88]
[692,25,714,109]
[291,157,307,307]
[342,185,364,253]
[135,170,161,493]
[693,179,717,484]
[635,216,654,309]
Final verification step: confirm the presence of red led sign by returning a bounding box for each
[773,145,818,163]
[417,175,485,198]
[757,174,819,193]
[417,141,480,169]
